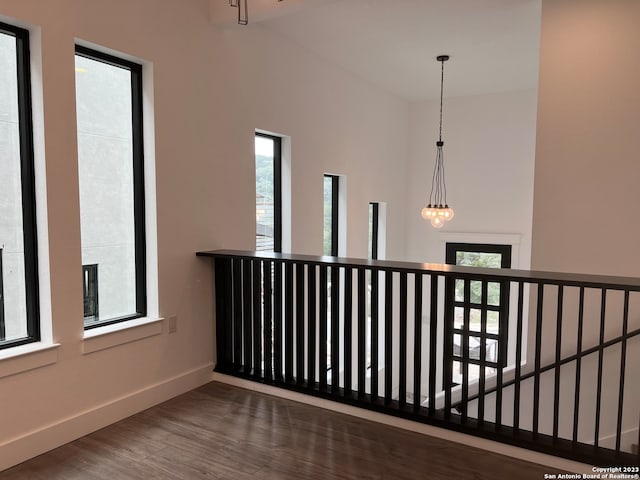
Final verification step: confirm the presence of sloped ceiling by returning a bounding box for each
[210,0,541,101]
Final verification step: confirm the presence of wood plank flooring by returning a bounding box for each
[1,382,554,479]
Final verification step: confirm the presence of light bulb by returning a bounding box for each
[421,207,429,219]
[442,206,454,221]
[431,216,444,229]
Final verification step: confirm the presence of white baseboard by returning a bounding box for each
[0,363,214,472]
[211,372,596,475]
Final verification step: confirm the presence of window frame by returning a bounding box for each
[0,22,40,350]
[254,131,282,253]
[0,247,4,341]
[444,243,512,385]
[82,264,99,322]
[368,202,379,260]
[324,174,339,257]
[75,45,147,330]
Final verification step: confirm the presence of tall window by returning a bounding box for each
[368,202,379,260]
[75,45,146,329]
[82,264,99,321]
[0,23,39,349]
[255,132,281,252]
[445,243,511,384]
[323,175,339,256]
[0,248,5,341]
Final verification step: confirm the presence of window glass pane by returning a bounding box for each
[468,336,481,360]
[454,279,464,302]
[487,281,501,306]
[323,176,333,256]
[454,306,463,329]
[453,334,462,358]
[486,338,499,363]
[469,280,482,304]
[0,31,27,342]
[255,135,275,251]
[76,52,137,324]
[456,251,502,268]
[487,310,500,334]
[469,308,482,332]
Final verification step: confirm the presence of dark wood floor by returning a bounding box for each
[1,381,554,479]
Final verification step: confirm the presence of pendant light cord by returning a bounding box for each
[428,56,449,207]
[439,58,445,143]
[424,55,454,224]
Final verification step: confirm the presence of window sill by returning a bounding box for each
[0,343,60,379]
[83,316,164,354]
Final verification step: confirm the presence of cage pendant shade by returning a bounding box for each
[422,54,454,228]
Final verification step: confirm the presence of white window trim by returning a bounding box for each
[83,316,163,354]
[0,343,60,379]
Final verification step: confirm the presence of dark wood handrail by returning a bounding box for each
[197,249,640,291]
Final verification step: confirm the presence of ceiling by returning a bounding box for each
[219,0,542,102]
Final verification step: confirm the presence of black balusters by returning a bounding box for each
[296,263,305,385]
[399,272,408,408]
[552,285,564,440]
[344,267,353,395]
[615,290,629,452]
[460,278,470,422]
[429,276,438,415]
[478,280,488,426]
[594,289,607,447]
[263,260,273,381]
[214,257,232,371]
[319,265,328,390]
[357,268,366,398]
[233,259,243,371]
[251,259,261,376]
[572,287,585,444]
[273,261,283,382]
[242,259,252,374]
[413,274,423,413]
[443,276,453,418]
[533,283,544,437]
[513,281,524,432]
[307,264,317,387]
[495,278,509,430]
[330,266,340,393]
[371,268,379,401]
[200,250,640,467]
[384,270,393,405]
[284,263,294,382]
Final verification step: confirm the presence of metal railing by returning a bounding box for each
[198,249,640,466]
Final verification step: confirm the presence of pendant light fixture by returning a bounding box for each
[421,55,454,229]
[229,0,284,25]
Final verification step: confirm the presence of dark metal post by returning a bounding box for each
[214,257,233,372]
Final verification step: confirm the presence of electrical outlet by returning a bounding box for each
[168,315,177,334]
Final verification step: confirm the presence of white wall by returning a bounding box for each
[528,0,640,453]
[215,24,409,260]
[404,89,538,267]
[0,0,409,470]
[531,0,640,277]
